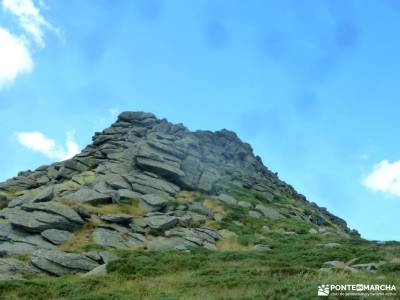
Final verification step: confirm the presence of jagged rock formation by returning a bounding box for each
[0,111,353,278]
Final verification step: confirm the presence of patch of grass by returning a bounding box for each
[202,198,224,214]
[59,198,144,218]
[59,221,98,251]
[149,228,163,237]
[107,250,208,277]
[175,191,199,204]
[226,184,261,207]
[216,236,247,251]
[82,243,109,252]
[2,247,400,299]
[166,199,180,210]
[12,254,31,262]
[273,218,313,234]
[380,262,400,273]
[219,204,269,246]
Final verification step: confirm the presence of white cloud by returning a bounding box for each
[16,131,80,161]
[2,0,55,47]
[0,27,33,87]
[363,160,400,196]
[0,0,56,87]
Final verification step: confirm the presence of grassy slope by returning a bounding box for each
[1,237,400,300]
[0,188,399,299]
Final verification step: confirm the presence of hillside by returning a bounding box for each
[0,112,398,299]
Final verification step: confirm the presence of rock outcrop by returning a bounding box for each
[0,111,353,279]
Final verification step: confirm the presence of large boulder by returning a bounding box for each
[118,111,156,123]
[22,202,84,225]
[31,249,100,276]
[136,157,185,180]
[255,205,283,220]
[0,258,40,277]
[32,186,54,203]
[164,227,221,249]
[92,227,146,249]
[139,194,168,212]
[2,209,77,233]
[0,220,55,255]
[115,189,142,203]
[41,229,72,245]
[143,214,178,232]
[105,173,130,190]
[8,193,33,208]
[66,188,111,205]
[217,194,237,205]
[127,173,180,195]
[0,202,84,234]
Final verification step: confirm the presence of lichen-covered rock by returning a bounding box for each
[139,194,167,212]
[32,186,54,203]
[0,258,39,276]
[142,214,178,232]
[217,194,237,205]
[2,208,79,233]
[0,220,55,255]
[31,249,100,276]
[249,210,262,218]
[22,202,84,225]
[164,227,221,248]
[116,189,141,203]
[0,201,84,238]
[105,173,130,190]
[92,227,145,249]
[41,229,72,245]
[66,188,111,205]
[255,205,283,220]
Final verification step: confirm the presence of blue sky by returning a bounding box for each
[1,0,400,240]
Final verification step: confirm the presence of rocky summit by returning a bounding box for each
[0,111,354,280]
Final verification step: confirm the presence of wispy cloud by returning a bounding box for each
[0,27,33,87]
[0,0,57,87]
[363,160,400,196]
[2,0,56,47]
[16,131,80,161]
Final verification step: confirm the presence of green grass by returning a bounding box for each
[1,187,398,299]
[1,246,400,300]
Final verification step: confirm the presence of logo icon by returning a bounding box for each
[318,285,330,296]
[356,284,364,292]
